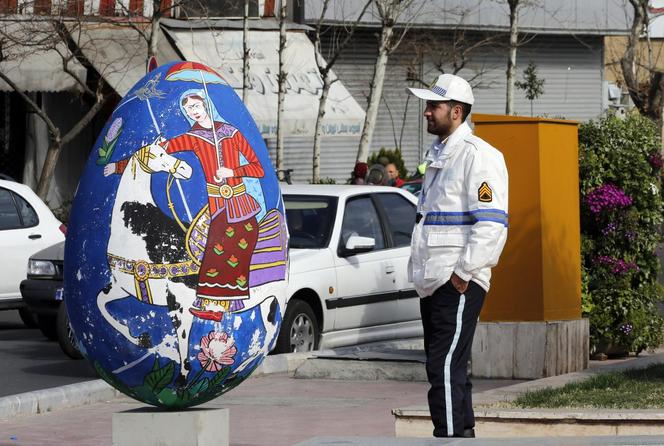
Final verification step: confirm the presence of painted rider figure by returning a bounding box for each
[109,92,265,322]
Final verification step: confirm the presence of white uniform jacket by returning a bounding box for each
[409,121,508,297]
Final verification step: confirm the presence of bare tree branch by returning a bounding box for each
[0,70,60,141]
[60,91,107,147]
[619,0,664,151]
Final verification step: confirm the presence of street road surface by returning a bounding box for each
[0,310,97,398]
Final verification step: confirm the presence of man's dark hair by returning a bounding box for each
[448,100,472,122]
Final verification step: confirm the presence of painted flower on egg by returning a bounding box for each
[198,331,237,372]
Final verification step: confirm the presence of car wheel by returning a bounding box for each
[18,307,38,328]
[57,304,83,360]
[37,314,58,341]
[275,299,319,353]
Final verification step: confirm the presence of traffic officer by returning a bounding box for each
[406,74,508,438]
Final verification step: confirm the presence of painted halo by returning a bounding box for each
[65,61,288,408]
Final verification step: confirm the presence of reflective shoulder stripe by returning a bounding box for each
[471,209,509,226]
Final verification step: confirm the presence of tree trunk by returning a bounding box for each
[276,0,287,171]
[505,0,519,115]
[312,72,331,183]
[242,0,250,102]
[36,140,61,200]
[356,25,393,163]
[34,91,107,200]
[660,108,664,155]
[148,0,162,61]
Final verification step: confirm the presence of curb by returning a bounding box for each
[295,359,426,381]
[0,338,423,420]
[393,350,664,417]
[0,380,122,420]
[0,351,313,421]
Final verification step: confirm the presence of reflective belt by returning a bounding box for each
[423,209,508,227]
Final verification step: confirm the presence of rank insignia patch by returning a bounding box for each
[478,182,493,202]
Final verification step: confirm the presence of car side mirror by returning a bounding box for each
[342,235,375,256]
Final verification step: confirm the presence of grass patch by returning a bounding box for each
[513,364,664,409]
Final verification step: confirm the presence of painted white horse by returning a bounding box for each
[99,138,281,382]
[98,138,198,382]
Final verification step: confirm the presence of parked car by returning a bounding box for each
[0,179,66,324]
[18,184,418,356]
[20,241,82,359]
[275,184,420,353]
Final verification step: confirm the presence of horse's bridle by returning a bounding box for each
[131,146,156,178]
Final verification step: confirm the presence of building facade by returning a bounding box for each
[0,0,641,197]
[297,0,634,179]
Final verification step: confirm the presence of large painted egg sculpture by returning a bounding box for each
[64,61,288,408]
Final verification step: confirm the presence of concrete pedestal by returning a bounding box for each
[112,407,229,446]
[471,319,589,379]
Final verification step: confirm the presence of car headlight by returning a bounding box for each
[28,259,57,277]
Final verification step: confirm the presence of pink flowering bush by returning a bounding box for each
[584,184,632,214]
[579,114,664,355]
[594,255,639,275]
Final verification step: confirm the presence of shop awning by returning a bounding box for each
[0,21,87,92]
[73,23,182,97]
[163,27,366,137]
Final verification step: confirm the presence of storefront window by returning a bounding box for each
[179,0,260,18]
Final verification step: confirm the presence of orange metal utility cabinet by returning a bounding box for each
[472,114,582,322]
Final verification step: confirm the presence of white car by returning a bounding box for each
[274,184,421,353]
[0,179,66,320]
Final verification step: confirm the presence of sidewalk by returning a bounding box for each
[1,341,663,446]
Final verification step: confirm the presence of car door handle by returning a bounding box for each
[385,265,395,274]
[28,234,42,240]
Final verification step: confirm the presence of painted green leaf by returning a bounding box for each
[144,358,174,393]
[155,387,180,406]
[210,367,231,389]
[188,377,210,396]
[106,137,119,156]
[132,384,163,407]
[176,386,193,404]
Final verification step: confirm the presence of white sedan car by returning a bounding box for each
[0,179,66,320]
[274,184,421,353]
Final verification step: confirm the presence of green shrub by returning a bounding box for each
[367,148,408,179]
[579,113,664,354]
[310,177,336,184]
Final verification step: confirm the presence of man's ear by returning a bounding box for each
[453,104,463,121]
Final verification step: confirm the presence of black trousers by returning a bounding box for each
[420,280,486,437]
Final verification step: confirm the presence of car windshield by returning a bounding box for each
[283,195,337,249]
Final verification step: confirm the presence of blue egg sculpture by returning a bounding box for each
[65,61,288,408]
